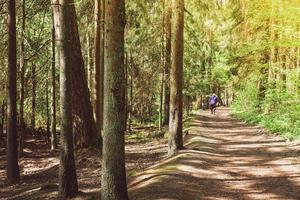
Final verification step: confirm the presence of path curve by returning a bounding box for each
[129,108,300,200]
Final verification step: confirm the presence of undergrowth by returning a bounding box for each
[231,81,300,141]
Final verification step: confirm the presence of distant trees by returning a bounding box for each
[229,0,300,137]
[7,0,20,184]
[101,0,129,199]
[168,0,185,156]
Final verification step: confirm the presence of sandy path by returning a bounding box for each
[129,108,300,200]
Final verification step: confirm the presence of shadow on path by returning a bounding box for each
[128,108,300,200]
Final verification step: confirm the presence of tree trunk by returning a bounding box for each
[125,51,128,130]
[159,64,164,130]
[100,0,105,131]
[51,17,57,151]
[89,36,95,107]
[159,0,165,131]
[31,64,36,133]
[128,51,133,132]
[95,0,104,144]
[46,70,50,144]
[18,0,26,157]
[101,0,129,199]
[51,0,78,198]
[168,0,184,156]
[163,0,171,126]
[70,2,98,148]
[54,0,98,148]
[0,100,4,142]
[7,0,20,184]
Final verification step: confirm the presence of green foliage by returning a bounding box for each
[228,0,300,140]
[231,81,300,140]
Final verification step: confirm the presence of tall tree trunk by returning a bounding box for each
[53,0,98,148]
[95,0,104,144]
[0,100,4,142]
[168,0,184,156]
[70,2,98,148]
[51,0,78,198]
[19,0,26,157]
[31,64,36,133]
[125,51,128,130]
[159,0,165,131]
[86,31,94,94]
[7,0,20,184]
[51,17,57,151]
[46,70,50,144]
[163,0,171,126]
[99,0,105,131]
[89,36,95,107]
[101,0,129,199]
[128,51,133,132]
[159,63,164,130]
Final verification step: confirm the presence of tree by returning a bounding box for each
[31,64,36,132]
[51,0,78,198]
[7,0,20,184]
[51,17,57,151]
[94,0,104,144]
[18,0,26,157]
[163,0,171,126]
[67,0,98,148]
[0,100,4,141]
[168,0,184,156]
[101,0,129,199]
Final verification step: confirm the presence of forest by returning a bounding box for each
[1,0,300,199]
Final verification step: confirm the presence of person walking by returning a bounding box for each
[209,93,218,115]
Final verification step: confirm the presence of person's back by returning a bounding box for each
[209,94,218,115]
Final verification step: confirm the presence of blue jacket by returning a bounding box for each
[209,95,218,105]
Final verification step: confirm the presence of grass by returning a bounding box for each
[231,109,300,141]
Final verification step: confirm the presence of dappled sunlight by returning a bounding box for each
[21,158,59,175]
[129,109,300,200]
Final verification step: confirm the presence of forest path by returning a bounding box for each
[128,108,300,200]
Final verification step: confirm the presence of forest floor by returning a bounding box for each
[1,108,300,199]
[0,126,168,199]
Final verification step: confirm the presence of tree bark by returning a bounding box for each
[70,1,98,148]
[95,0,104,145]
[51,17,57,151]
[125,51,128,130]
[0,100,4,142]
[19,0,26,157]
[101,0,129,199]
[53,0,98,148]
[159,0,165,131]
[7,0,20,184]
[128,51,133,132]
[51,0,78,198]
[163,0,171,126]
[46,70,50,144]
[168,0,184,156]
[0,97,5,141]
[31,64,36,133]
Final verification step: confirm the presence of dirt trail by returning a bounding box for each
[129,108,300,200]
